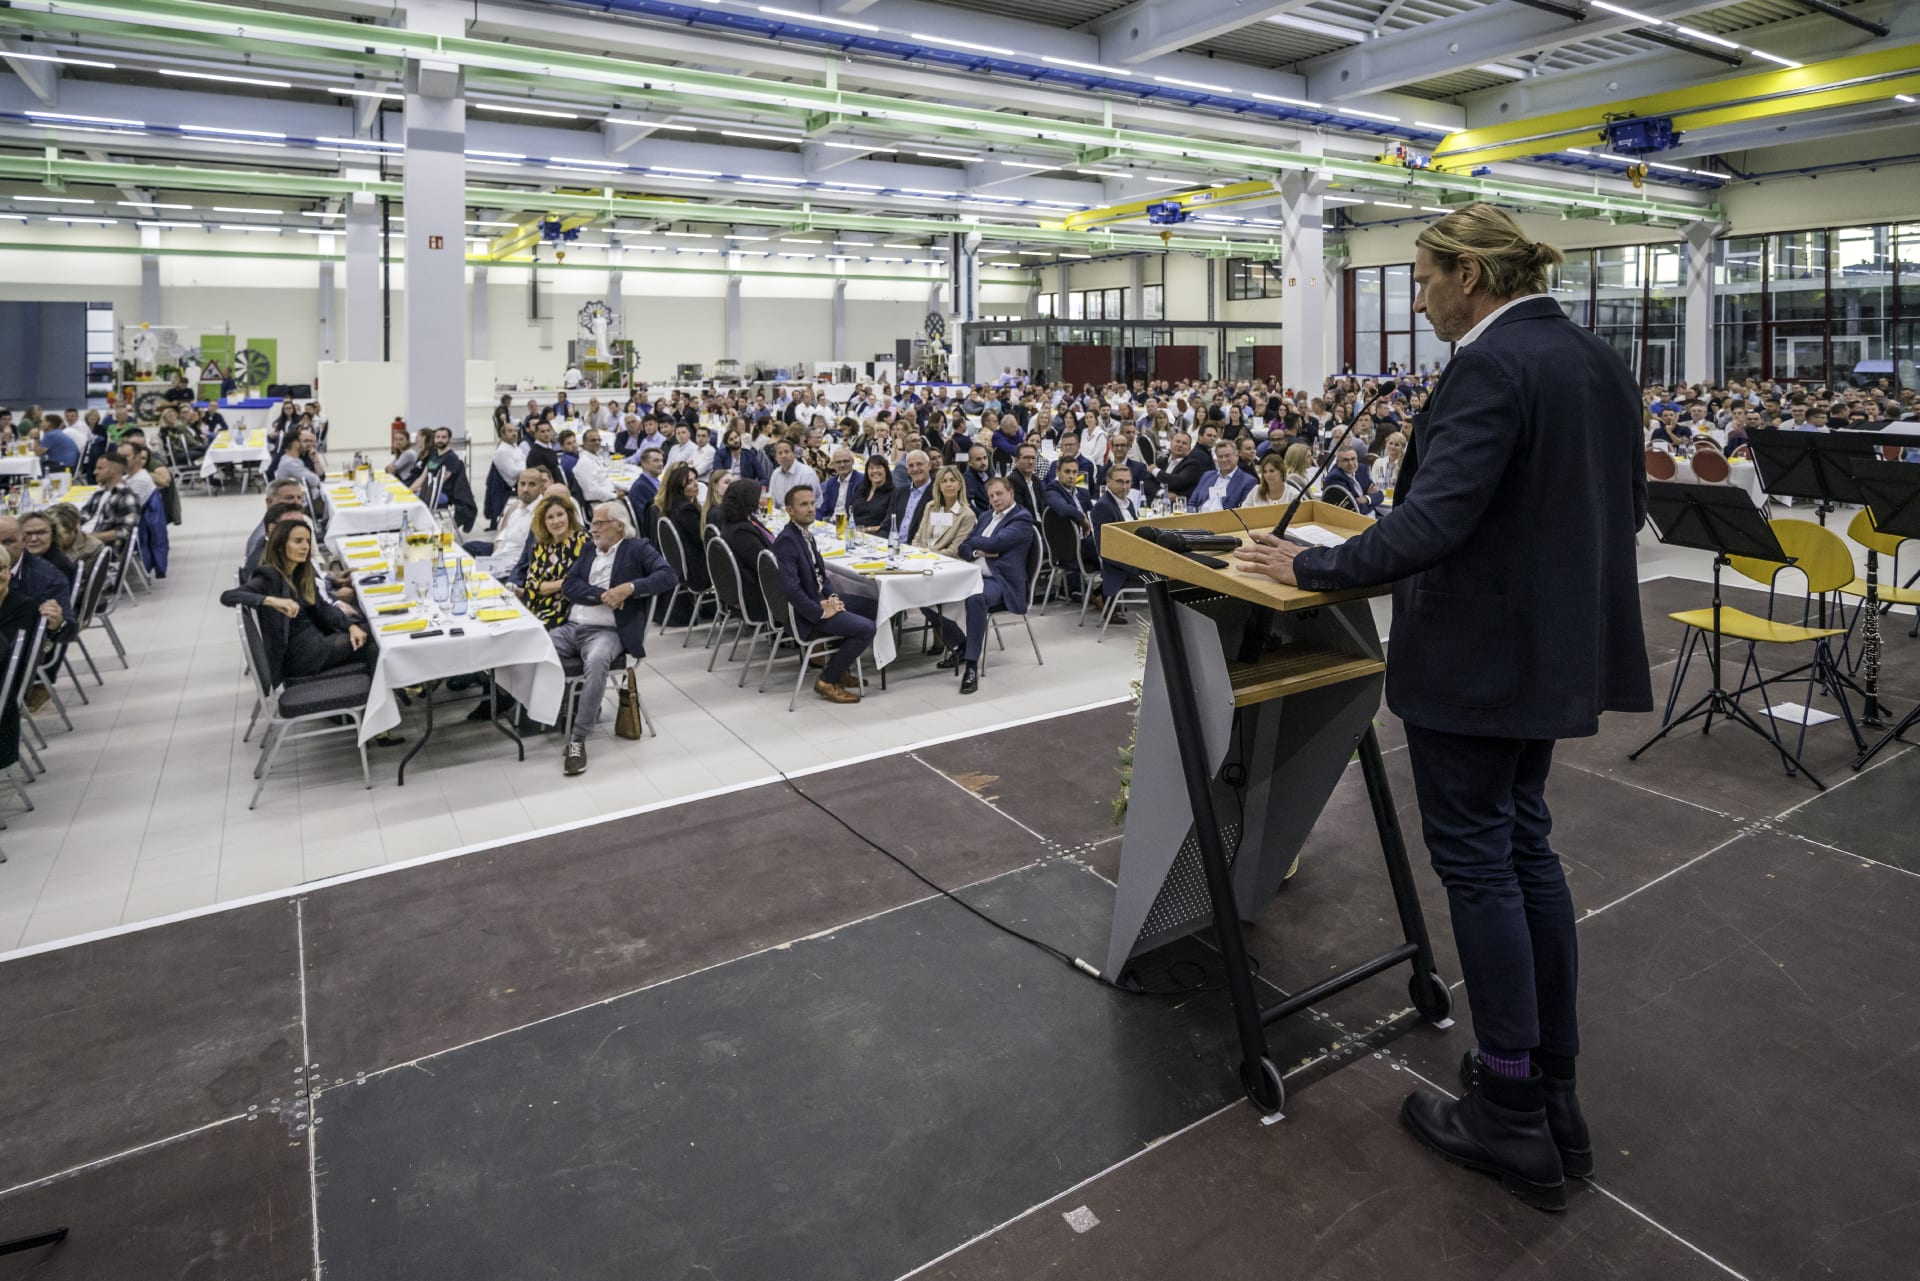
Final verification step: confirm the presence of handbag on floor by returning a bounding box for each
[614,668,644,740]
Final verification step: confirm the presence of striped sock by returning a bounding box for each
[1479,1049,1533,1080]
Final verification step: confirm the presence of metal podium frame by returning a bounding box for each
[1101,505,1451,1114]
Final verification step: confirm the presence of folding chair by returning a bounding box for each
[559,651,657,740]
[87,551,131,669]
[701,538,749,673]
[1038,508,1095,617]
[11,617,50,779]
[68,552,117,681]
[239,608,373,809]
[0,630,39,824]
[653,519,717,645]
[981,529,1045,673]
[754,550,872,711]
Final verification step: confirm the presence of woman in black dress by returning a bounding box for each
[655,462,710,593]
[850,456,895,534]
[220,520,375,683]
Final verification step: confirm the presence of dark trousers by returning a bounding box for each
[1404,723,1577,1061]
[806,594,878,682]
[936,578,1012,663]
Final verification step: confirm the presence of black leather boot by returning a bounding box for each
[959,662,980,695]
[1404,1058,1565,1211]
[935,646,964,671]
[1458,1052,1592,1180]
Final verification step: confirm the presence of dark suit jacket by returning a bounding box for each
[817,471,860,521]
[1188,467,1256,511]
[887,480,936,544]
[956,505,1036,614]
[721,517,777,622]
[1042,477,1093,530]
[1005,470,1044,517]
[1162,451,1210,497]
[1097,457,1161,502]
[772,521,838,634]
[1292,297,1651,739]
[561,536,677,659]
[1091,491,1145,598]
[963,467,992,515]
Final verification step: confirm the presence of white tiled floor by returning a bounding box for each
[3,489,1907,954]
[0,491,1150,950]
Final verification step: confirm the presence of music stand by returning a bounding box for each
[1848,458,1920,769]
[1744,428,1878,526]
[1631,482,1815,781]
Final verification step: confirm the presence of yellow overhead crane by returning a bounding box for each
[1431,43,1920,171]
[1057,179,1284,233]
[484,210,600,262]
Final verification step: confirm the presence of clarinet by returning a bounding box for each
[1863,545,1884,727]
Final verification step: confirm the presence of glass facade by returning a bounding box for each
[1715,223,1919,385]
[958,320,1283,386]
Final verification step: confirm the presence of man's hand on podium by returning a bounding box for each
[1233,532,1305,587]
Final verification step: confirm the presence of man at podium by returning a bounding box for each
[1235,204,1651,1211]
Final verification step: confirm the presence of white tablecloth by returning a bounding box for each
[199,435,271,478]
[1672,456,1767,507]
[0,455,41,478]
[812,530,984,669]
[324,483,432,537]
[330,534,564,743]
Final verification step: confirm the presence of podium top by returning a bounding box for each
[1100,502,1387,613]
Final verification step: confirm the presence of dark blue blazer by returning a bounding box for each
[1043,454,1096,486]
[1188,467,1256,511]
[772,521,838,634]
[1090,490,1145,599]
[1097,457,1160,501]
[1321,465,1381,515]
[735,445,773,487]
[957,505,1037,614]
[561,536,677,659]
[817,471,860,521]
[963,467,991,515]
[888,480,936,543]
[625,472,660,531]
[1292,297,1652,739]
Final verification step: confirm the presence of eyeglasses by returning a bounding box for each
[590,518,624,528]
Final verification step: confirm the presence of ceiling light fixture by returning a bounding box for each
[1041,56,1131,76]
[4,51,116,69]
[1670,24,1739,49]
[721,129,802,143]
[550,156,625,168]
[652,166,721,176]
[662,230,713,238]
[915,150,979,162]
[738,173,802,182]
[136,220,200,228]
[181,124,285,138]
[318,136,400,149]
[47,216,117,224]
[997,160,1054,170]
[1748,49,1801,67]
[118,201,193,210]
[330,86,402,101]
[1372,200,1412,209]
[1589,1,1656,19]
[467,149,526,160]
[25,110,144,127]
[1337,106,1401,122]
[17,195,94,204]
[159,67,291,88]
[1413,121,1455,132]
[822,141,896,152]
[212,206,279,215]
[909,33,1016,55]
[1250,92,1323,109]
[1153,74,1233,93]
[473,102,581,119]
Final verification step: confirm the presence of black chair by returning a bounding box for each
[1038,507,1094,617]
[68,552,117,682]
[238,607,373,809]
[981,528,1046,673]
[10,617,49,780]
[653,518,717,645]
[0,629,38,830]
[701,538,750,674]
[1321,484,1359,511]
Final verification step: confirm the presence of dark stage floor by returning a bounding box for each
[2,577,1916,1280]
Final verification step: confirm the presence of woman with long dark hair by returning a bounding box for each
[850,455,895,534]
[655,462,711,593]
[220,520,375,682]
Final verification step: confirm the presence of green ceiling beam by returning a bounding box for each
[0,0,1718,225]
[0,154,1276,257]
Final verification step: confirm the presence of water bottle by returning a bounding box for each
[888,514,901,558]
[431,550,450,605]
[450,559,469,616]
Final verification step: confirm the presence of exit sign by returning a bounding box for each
[428,234,445,250]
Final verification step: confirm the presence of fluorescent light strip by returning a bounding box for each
[213,206,279,215]
[118,201,193,210]
[25,111,144,127]
[298,210,342,218]
[1076,168,1128,177]
[606,118,694,132]
[1589,1,1656,19]
[1372,201,1412,209]
[822,141,896,153]
[159,67,291,89]
[652,166,720,175]
[1897,94,1917,105]
[4,51,115,69]
[915,150,979,162]
[1323,195,1364,205]
[182,124,285,138]
[1057,252,1092,260]
[823,181,882,190]
[548,165,624,177]
[1749,49,1801,68]
[473,102,580,119]
[331,86,401,101]
[136,220,199,229]
[17,195,93,204]
[1414,121,1454,132]
[318,137,400,149]
[1153,75,1233,94]
[1420,206,1451,214]
[1337,107,1401,123]
[1040,56,1131,76]
[1250,92,1322,109]
[218,224,265,232]
[897,186,955,195]
[47,216,116,224]
[662,230,712,238]
[758,5,878,31]
[470,220,519,228]
[909,33,1016,56]
[467,149,526,160]
[721,129,801,143]
[469,160,525,169]
[739,173,802,183]
[729,234,770,241]
[881,242,921,249]
[1671,24,1739,49]
[997,160,1054,171]
[225,139,287,149]
[550,157,625,168]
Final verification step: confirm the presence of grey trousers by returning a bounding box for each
[549,622,626,743]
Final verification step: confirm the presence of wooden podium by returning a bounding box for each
[1101,504,1452,1113]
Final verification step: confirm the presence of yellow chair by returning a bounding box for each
[1658,519,1864,786]
[1838,509,1920,640]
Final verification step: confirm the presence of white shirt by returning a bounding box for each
[572,449,617,502]
[126,468,157,506]
[768,459,820,508]
[666,440,701,471]
[1195,468,1237,513]
[482,501,537,578]
[569,545,619,629]
[490,441,526,486]
[1456,292,1553,350]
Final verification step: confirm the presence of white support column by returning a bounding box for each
[318,259,337,362]
[402,0,467,432]
[832,277,848,363]
[344,174,381,362]
[469,264,489,361]
[1128,256,1144,321]
[606,245,624,334]
[138,226,160,324]
[1278,169,1329,396]
[724,273,743,362]
[1683,220,1721,386]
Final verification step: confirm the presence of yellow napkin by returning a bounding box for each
[850,560,889,572]
[212,434,232,448]
[363,583,404,597]
[333,501,364,508]
[381,617,430,634]
[343,539,381,551]
[475,607,519,622]
[822,548,848,558]
[62,487,97,505]
[472,586,504,599]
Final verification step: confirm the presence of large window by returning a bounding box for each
[1227,258,1283,301]
[1714,223,1920,384]
[1141,283,1164,321]
[1036,293,1057,318]
[1344,263,1424,374]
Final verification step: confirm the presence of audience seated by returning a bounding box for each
[767,440,820,510]
[78,452,142,553]
[1005,443,1045,516]
[887,450,936,545]
[550,502,677,776]
[718,479,777,625]
[1090,465,1144,621]
[1320,444,1384,515]
[17,512,75,592]
[773,484,876,705]
[470,465,551,578]
[816,448,861,523]
[1188,440,1255,512]
[411,427,479,528]
[850,456,895,534]
[220,521,377,686]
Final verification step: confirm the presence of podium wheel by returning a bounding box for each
[1241,1057,1285,1114]
[1411,970,1452,1023]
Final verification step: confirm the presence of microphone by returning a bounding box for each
[1269,389,1395,541]
[1138,526,1239,555]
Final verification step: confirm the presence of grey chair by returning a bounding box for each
[982,530,1046,673]
[83,550,130,670]
[11,617,49,780]
[0,629,39,832]
[559,651,657,741]
[701,538,748,674]
[68,551,117,680]
[731,547,784,687]
[238,607,373,809]
[653,518,717,645]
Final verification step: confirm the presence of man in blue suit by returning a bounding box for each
[1042,454,1097,597]
[552,502,679,776]
[1234,205,1651,1211]
[1320,443,1384,514]
[625,447,663,534]
[1188,440,1256,511]
[1043,432,1096,486]
[816,447,861,523]
[773,484,876,705]
[963,444,993,515]
[1089,464,1145,620]
[933,477,1035,695]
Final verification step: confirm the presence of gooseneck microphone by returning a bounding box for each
[1270,388,1397,541]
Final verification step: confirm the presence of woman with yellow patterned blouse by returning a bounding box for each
[514,494,587,629]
